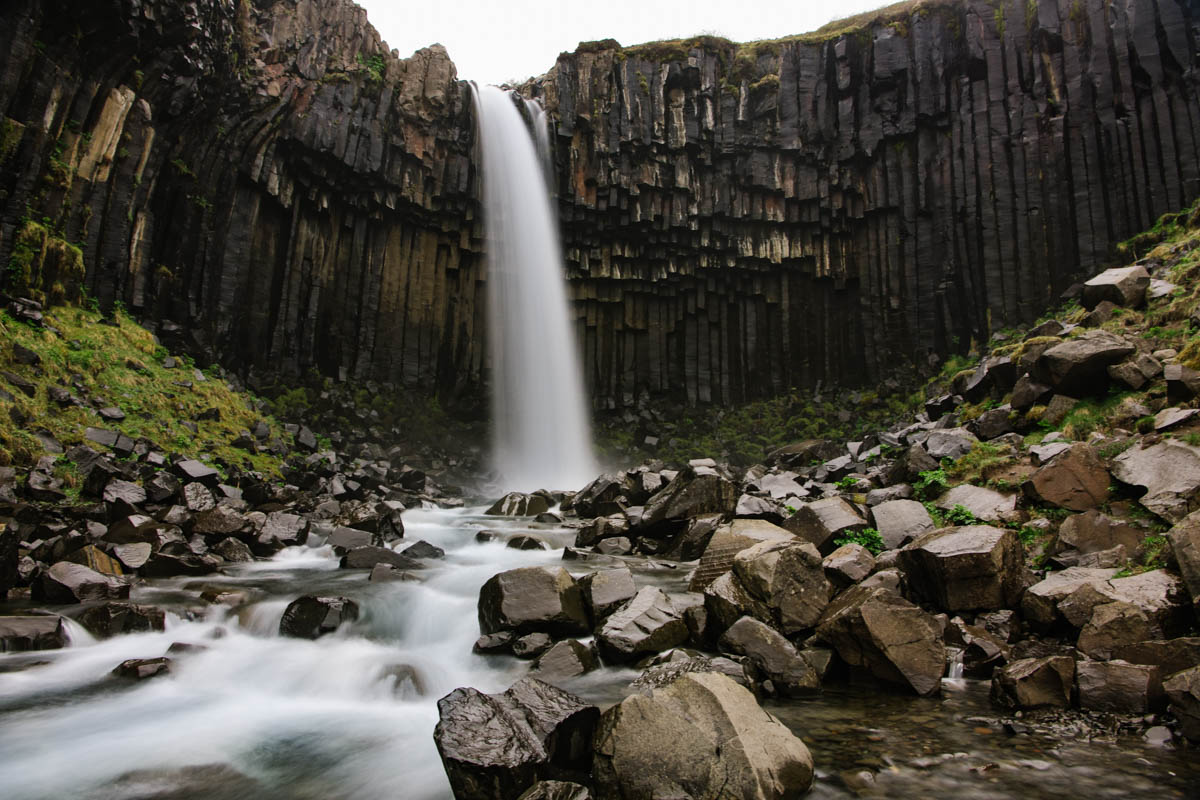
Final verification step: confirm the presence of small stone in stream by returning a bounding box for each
[0,615,68,651]
[473,631,515,654]
[475,530,499,543]
[112,657,172,680]
[278,595,359,639]
[327,526,375,552]
[166,641,208,656]
[487,492,552,517]
[1164,667,1200,741]
[401,540,445,560]
[507,534,549,551]
[369,563,414,583]
[212,538,254,563]
[535,512,563,524]
[512,632,554,659]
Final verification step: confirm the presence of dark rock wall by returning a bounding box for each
[539,0,1200,406]
[1,0,1198,410]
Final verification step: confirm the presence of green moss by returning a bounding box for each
[0,116,24,163]
[576,39,622,54]
[6,220,84,304]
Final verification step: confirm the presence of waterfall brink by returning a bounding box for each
[472,85,597,492]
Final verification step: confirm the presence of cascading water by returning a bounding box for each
[472,84,597,493]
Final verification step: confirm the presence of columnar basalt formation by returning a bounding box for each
[538,0,1200,405]
[0,0,1198,410]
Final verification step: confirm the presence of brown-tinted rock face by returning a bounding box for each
[2,0,1199,407]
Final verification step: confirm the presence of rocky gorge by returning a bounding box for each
[3,0,1200,798]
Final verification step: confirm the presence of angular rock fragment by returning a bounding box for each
[1076,659,1162,713]
[870,499,935,549]
[1024,443,1109,511]
[718,616,819,695]
[900,526,1024,612]
[478,567,589,637]
[596,587,688,663]
[990,656,1074,709]
[783,496,865,554]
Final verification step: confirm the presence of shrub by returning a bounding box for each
[833,527,885,555]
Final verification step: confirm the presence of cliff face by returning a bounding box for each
[0,0,1198,411]
[540,0,1200,406]
[0,0,486,404]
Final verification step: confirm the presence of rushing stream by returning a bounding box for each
[1,508,1196,799]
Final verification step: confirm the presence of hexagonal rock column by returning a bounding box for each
[899,526,1025,612]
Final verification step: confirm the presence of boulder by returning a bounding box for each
[36,562,129,603]
[403,540,447,560]
[816,585,945,695]
[487,492,552,517]
[530,639,598,683]
[1076,601,1155,659]
[571,472,633,518]
[517,782,591,800]
[783,497,866,554]
[1081,265,1150,309]
[899,526,1025,612]
[578,568,637,623]
[718,616,819,695]
[924,428,978,460]
[592,672,813,800]
[112,657,172,680]
[192,506,247,538]
[103,479,146,511]
[259,512,309,548]
[1011,375,1053,410]
[1076,660,1162,713]
[596,587,688,663]
[435,678,598,800]
[512,633,554,659]
[573,515,629,548]
[731,538,832,634]
[478,567,589,637]
[702,571,769,635]
[934,485,1017,523]
[1056,510,1145,555]
[0,615,68,651]
[1022,567,1120,627]
[1167,509,1200,605]
[639,465,737,529]
[989,656,1074,709]
[1111,439,1200,522]
[1024,443,1110,511]
[278,595,359,639]
[870,499,936,549]
[1163,667,1200,741]
[823,543,875,589]
[688,519,793,592]
[339,546,422,571]
[1112,638,1200,676]
[76,603,165,637]
[173,459,220,487]
[212,538,254,563]
[1033,331,1135,395]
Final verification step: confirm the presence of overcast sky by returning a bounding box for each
[356,0,892,85]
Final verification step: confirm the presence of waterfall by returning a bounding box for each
[472,84,598,492]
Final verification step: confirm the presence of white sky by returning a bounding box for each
[356,0,893,85]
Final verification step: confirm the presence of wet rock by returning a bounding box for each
[478,567,589,637]
[1081,265,1150,309]
[76,603,165,637]
[369,563,414,583]
[513,632,554,659]
[327,526,375,552]
[530,639,598,683]
[1076,660,1162,713]
[192,506,247,538]
[487,492,552,517]
[934,485,1017,523]
[718,616,819,695]
[64,545,123,576]
[402,540,446,559]
[474,631,516,654]
[259,512,309,549]
[339,546,422,571]
[578,567,636,623]
[278,595,359,639]
[212,537,254,563]
[572,473,633,518]
[1024,443,1110,511]
[783,496,866,554]
[592,672,813,800]
[899,526,1024,612]
[35,561,129,603]
[1163,667,1200,741]
[870,499,936,549]
[732,538,832,634]
[948,620,1010,678]
[1111,439,1200,522]
[434,678,598,800]
[639,464,737,529]
[816,585,945,696]
[517,781,591,800]
[112,657,172,680]
[506,534,550,551]
[1033,331,1135,396]
[990,656,1074,709]
[0,615,68,651]
[596,587,688,663]
[688,519,793,592]
[702,571,769,635]
[823,543,875,589]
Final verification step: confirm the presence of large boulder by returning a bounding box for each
[76,603,165,637]
[989,656,1074,709]
[1076,601,1155,659]
[487,492,552,517]
[1167,510,1200,605]
[592,672,813,800]
[1024,443,1110,511]
[816,585,945,695]
[688,519,793,592]
[1021,567,1120,627]
[1076,660,1163,713]
[578,568,637,624]
[823,543,875,589]
[0,615,68,651]
[731,539,832,634]
[435,678,598,800]
[278,595,359,639]
[517,782,590,800]
[1111,439,1200,522]
[899,526,1025,612]
[1032,331,1135,395]
[596,587,688,664]
[1056,510,1145,556]
[639,464,737,529]
[1112,638,1200,676]
[783,497,866,554]
[339,546,422,571]
[478,567,589,637]
[718,616,820,695]
[934,485,1017,523]
[35,562,129,603]
[870,499,935,550]
[1081,265,1150,309]
[1023,567,1188,635]
[572,472,634,518]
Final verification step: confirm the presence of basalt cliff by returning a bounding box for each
[1,0,1198,409]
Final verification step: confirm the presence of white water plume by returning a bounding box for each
[472,84,597,493]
